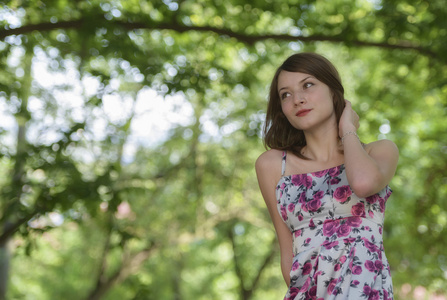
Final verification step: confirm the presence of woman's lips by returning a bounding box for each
[296,109,312,117]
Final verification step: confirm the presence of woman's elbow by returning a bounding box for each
[349,175,382,198]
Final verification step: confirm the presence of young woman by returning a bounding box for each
[255,53,398,299]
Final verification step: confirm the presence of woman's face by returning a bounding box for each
[277,70,336,132]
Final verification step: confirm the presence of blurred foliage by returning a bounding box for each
[0,0,446,299]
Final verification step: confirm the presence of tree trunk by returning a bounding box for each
[0,223,12,300]
[0,45,33,300]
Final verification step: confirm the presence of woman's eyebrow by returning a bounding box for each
[278,76,314,92]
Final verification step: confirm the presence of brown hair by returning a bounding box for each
[263,52,345,159]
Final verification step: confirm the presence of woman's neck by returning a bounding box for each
[302,126,342,162]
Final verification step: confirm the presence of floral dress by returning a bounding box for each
[276,152,393,300]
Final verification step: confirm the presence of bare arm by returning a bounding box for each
[339,100,399,198]
[255,150,293,286]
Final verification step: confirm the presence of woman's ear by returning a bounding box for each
[331,90,336,101]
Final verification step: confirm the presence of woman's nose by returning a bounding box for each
[294,93,306,105]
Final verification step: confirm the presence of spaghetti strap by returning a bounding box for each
[281,151,287,176]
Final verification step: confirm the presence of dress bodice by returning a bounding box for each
[275,152,394,299]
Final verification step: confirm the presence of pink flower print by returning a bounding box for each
[294,229,302,237]
[334,263,341,271]
[379,198,386,212]
[363,285,371,296]
[298,214,303,221]
[339,256,347,263]
[314,190,325,201]
[327,278,337,294]
[280,206,288,221]
[315,270,323,278]
[343,237,356,244]
[322,240,339,250]
[351,202,366,217]
[369,210,375,218]
[288,203,295,212]
[288,287,299,299]
[303,175,313,188]
[309,218,316,229]
[298,192,307,204]
[309,286,317,297]
[379,226,382,234]
[352,280,360,286]
[365,260,376,272]
[386,188,392,199]
[336,224,352,237]
[292,174,313,188]
[369,289,380,300]
[330,177,341,185]
[374,260,383,271]
[302,262,312,275]
[323,219,339,237]
[292,260,300,271]
[291,174,302,186]
[313,169,328,178]
[301,203,308,212]
[304,238,311,244]
[300,277,311,292]
[363,238,378,252]
[333,185,352,203]
[346,216,362,227]
[307,198,322,212]
[280,182,286,190]
[352,265,363,275]
[328,166,340,177]
[365,194,379,204]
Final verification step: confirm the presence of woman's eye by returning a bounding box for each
[281,92,291,100]
[304,82,314,89]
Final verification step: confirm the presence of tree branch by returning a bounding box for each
[227,221,278,300]
[85,242,157,300]
[248,237,277,298]
[0,17,438,59]
[0,20,83,39]
[228,225,247,300]
[91,218,113,293]
[0,210,38,246]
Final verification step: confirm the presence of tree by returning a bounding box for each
[0,0,446,299]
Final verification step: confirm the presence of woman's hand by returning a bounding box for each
[339,99,360,137]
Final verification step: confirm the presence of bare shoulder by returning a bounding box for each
[364,139,399,164]
[255,149,283,172]
[255,149,283,183]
